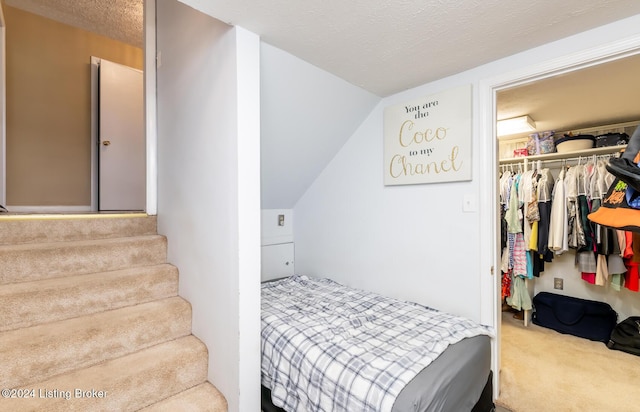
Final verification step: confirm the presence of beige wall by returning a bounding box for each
[5,4,143,206]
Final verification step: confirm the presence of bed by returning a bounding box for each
[261,275,494,412]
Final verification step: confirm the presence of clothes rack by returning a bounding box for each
[500,153,616,170]
[499,145,625,166]
[499,151,619,327]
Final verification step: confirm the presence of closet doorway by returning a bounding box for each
[483,38,640,405]
[497,54,640,322]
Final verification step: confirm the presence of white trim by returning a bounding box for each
[478,78,501,400]
[144,0,158,216]
[235,26,262,412]
[0,212,147,221]
[5,205,93,213]
[0,5,6,207]
[479,33,640,400]
[90,57,100,211]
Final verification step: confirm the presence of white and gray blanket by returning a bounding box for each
[261,275,492,412]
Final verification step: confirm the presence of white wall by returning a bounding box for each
[260,43,380,209]
[156,1,260,411]
[294,14,640,325]
[261,209,293,246]
[235,26,261,412]
[261,209,295,281]
[152,4,640,407]
[294,99,486,321]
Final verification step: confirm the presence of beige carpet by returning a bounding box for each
[497,312,640,412]
[0,215,227,411]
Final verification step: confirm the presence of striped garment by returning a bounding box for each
[261,276,493,412]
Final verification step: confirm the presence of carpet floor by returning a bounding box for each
[496,312,640,412]
[0,215,227,411]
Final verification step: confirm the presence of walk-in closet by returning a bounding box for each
[495,52,640,410]
[499,124,638,322]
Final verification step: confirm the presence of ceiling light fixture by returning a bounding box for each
[497,115,536,137]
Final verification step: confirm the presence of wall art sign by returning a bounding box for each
[383,84,472,185]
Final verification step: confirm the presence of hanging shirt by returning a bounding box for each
[548,168,568,253]
[519,170,536,249]
[537,169,555,262]
[506,174,523,234]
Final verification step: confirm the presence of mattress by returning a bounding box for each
[391,335,491,411]
[261,276,494,412]
[262,336,492,412]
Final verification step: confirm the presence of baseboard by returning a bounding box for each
[4,205,93,213]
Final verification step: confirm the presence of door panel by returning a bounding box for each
[261,243,295,281]
[99,59,145,211]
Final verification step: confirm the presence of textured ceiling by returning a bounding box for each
[183,0,640,97]
[8,0,640,97]
[5,0,143,48]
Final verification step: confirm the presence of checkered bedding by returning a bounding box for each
[261,275,493,412]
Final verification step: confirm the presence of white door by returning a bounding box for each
[99,59,145,211]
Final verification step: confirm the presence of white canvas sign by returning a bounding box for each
[383,84,472,185]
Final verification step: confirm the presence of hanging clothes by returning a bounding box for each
[548,168,568,254]
[536,168,555,264]
[498,152,640,319]
[506,276,533,311]
[499,170,515,300]
[566,165,587,251]
[623,231,639,292]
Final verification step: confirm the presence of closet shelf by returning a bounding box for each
[499,145,626,164]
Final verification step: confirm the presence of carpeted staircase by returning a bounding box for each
[0,214,228,411]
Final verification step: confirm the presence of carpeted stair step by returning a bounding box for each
[0,335,209,412]
[0,214,157,245]
[0,264,179,332]
[1,296,192,390]
[140,382,228,411]
[0,234,167,284]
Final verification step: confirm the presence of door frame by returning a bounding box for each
[94,0,157,213]
[478,34,640,399]
[144,0,157,215]
[0,5,5,208]
[90,56,100,211]
[0,1,157,214]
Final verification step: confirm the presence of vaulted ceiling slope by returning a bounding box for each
[260,44,380,209]
[183,0,640,97]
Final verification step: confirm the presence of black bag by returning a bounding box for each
[532,292,617,342]
[607,316,640,356]
[595,132,629,148]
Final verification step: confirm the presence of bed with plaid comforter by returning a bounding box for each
[261,275,493,412]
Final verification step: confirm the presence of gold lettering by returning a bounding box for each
[389,146,463,178]
[389,154,404,178]
[399,120,414,147]
[450,146,462,171]
[398,120,448,147]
